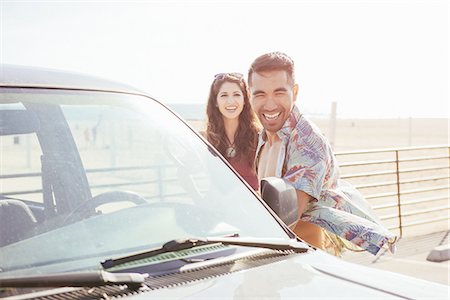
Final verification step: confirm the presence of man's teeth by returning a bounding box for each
[264,112,281,120]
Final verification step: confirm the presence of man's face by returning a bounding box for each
[249,70,298,133]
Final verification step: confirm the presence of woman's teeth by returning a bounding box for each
[264,112,280,120]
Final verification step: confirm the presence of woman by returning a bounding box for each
[204,72,260,191]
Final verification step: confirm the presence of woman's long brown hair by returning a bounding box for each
[206,74,260,166]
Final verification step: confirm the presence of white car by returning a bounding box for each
[0,65,448,299]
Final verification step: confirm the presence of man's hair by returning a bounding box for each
[248,51,295,85]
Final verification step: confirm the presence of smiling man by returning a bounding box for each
[248,52,396,255]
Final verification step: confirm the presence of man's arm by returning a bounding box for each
[289,190,325,250]
[288,189,312,228]
[296,189,312,216]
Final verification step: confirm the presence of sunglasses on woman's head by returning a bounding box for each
[214,72,244,80]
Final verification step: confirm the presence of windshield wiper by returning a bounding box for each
[101,236,310,269]
[0,270,148,288]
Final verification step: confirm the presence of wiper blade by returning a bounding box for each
[0,270,148,288]
[101,237,310,269]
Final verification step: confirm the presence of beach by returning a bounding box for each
[186,117,449,151]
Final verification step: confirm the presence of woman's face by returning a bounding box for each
[216,81,245,121]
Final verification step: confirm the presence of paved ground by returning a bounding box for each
[342,230,450,285]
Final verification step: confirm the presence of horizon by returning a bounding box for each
[167,102,450,120]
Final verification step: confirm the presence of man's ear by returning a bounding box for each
[293,84,299,102]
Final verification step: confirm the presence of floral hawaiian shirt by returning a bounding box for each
[256,105,396,255]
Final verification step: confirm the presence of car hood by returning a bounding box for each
[126,249,448,300]
[4,249,448,300]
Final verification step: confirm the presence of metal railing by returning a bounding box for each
[335,145,450,236]
[0,164,178,199]
[2,145,449,236]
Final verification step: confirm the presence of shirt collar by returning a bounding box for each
[277,105,301,140]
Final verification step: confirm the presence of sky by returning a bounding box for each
[1,0,448,118]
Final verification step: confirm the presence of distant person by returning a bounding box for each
[248,52,396,255]
[83,128,91,147]
[203,72,260,191]
[91,115,102,145]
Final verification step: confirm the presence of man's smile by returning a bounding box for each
[263,112,281,121]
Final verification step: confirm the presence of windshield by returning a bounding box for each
[0,88,287,277]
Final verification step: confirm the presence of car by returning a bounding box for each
[0,64,448,299]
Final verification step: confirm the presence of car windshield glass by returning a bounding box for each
[0,88,287,277]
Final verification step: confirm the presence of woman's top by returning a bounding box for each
[227,155,259,191]
[200,130,259,192]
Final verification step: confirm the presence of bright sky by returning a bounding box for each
[1,0,448,118]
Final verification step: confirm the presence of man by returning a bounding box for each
[248,52,396,255]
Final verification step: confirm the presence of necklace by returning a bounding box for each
[225,135,236,158]
[226,146,236,158]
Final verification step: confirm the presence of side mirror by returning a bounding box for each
[260,177,298,227]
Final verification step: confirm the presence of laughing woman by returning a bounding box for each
[204,73,260,191]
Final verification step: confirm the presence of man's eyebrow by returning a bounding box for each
[252,90,265,95]
[274,87,288,92]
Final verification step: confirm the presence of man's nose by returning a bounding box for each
[263,96,277,111]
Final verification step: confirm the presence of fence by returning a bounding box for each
[335,145,450,237]
[2,145,449,236]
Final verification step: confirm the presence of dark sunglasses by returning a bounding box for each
[214,72,244,80]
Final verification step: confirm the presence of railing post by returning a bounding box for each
[26,134,31,168]
[328,101,337,149]
[395,150,403,236]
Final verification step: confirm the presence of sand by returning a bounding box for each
[187,117,449,151]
